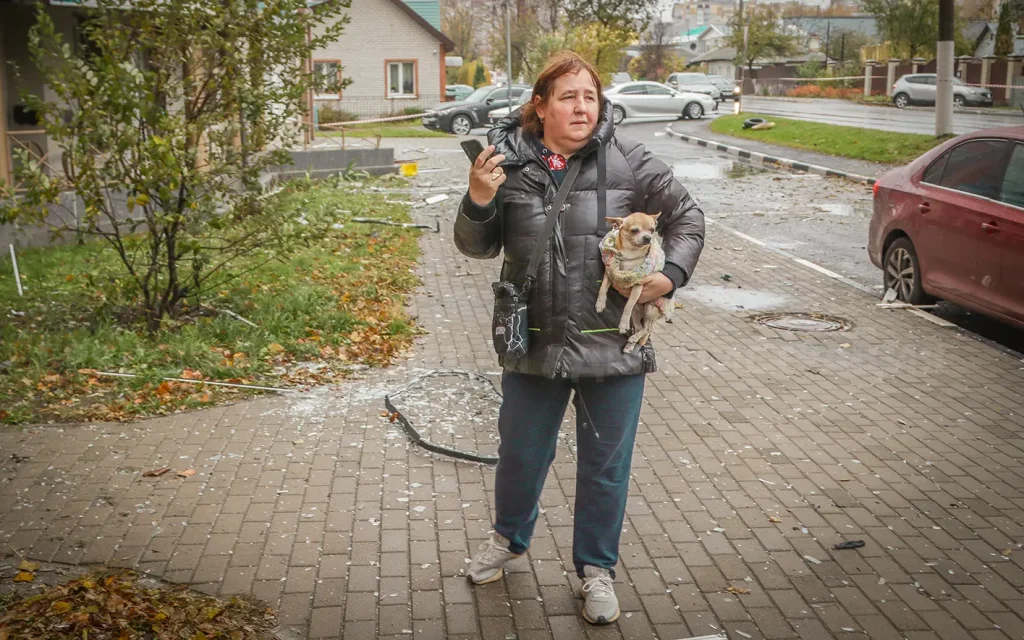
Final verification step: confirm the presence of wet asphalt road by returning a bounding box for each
[740,97,1022,135]
[619,116,1024,355]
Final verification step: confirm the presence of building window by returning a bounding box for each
[387,60,417,98]
[313,60,343,97]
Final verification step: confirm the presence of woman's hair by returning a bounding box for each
[520,51,603,136]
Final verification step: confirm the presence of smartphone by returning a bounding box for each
[460,139,486,165]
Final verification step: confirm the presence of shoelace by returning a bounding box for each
[581,574,614,600]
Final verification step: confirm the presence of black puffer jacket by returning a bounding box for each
[454,102,705,379]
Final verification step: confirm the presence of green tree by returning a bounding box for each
[996,0,1015,56]
[729,4,798,72]
[859,0,939,59]
[569,22,636,85]
[563,0,659,31]
[0,0,348,330]
[473,61,487,87]
[524,32,573,82]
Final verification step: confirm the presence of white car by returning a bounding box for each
[487,88,533,125]
[604,81,718,124]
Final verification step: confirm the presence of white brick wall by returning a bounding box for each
[312,0,446,119]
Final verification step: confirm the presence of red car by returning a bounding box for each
[868,127,1024,329]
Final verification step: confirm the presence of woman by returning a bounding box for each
[455,52,705,625]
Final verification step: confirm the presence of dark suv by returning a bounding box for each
[422,85,531,135]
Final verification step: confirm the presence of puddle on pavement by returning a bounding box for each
[673,158,765,180]
[677,285,790,311]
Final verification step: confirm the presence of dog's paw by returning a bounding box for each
[618,321,631,334]
[622,342,636,353]
[595,298,606,313]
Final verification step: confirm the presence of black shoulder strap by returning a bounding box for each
[597,144,607,222]
[524,159,582,291]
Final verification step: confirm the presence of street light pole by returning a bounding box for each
[936,0,954,136]
[506,0,513,103]
[735,0,745,113]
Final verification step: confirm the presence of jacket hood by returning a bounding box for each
[488,100,615,166]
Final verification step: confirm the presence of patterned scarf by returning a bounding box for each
[599,230,665,288]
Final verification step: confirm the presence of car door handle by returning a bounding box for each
[918,202,931,214]
[982,221,1000,232]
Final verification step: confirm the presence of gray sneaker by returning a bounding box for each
[581,566,620,624]
[467,533,520,584]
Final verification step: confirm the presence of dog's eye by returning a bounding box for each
[631,227,640,233]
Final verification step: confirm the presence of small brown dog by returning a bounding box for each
[595,212,672,353]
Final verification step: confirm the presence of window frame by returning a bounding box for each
[998,142,1024,210]
[313,59,344,99]
[385,59,419,99]
[918,137,1014,204]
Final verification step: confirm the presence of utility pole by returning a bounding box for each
[936,0,954,136]
[735,0,746,112]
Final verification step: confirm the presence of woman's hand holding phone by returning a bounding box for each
[468,144,507,208]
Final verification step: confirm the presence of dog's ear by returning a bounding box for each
[606,217,625,230]
[649,212,662,223]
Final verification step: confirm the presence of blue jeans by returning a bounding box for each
[493,372,645,578]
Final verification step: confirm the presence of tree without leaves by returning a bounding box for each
[728,4,799,72]
[629,21,684,82]
[441,0,478,59]
[859,0,939,59]
[0,0,348,331]
[995,0,1015,56]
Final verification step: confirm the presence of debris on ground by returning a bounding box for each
[0,570,276,639]
[833,540,865,550]
[726,586,751,595]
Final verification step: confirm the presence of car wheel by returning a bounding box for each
[612,105,626,125]
[685,102,704,119]
[893,93,910,109]
[742,117,766,129]
[953,95,965,108]
[450,114,472,135]
[883,237,931,305]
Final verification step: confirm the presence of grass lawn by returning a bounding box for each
[322,118,451,138]
[0,176,421,425]
[710,113,944,165]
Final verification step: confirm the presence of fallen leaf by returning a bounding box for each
[181,369,203,380]
[177,469,197,478]
[268,343,285,354]
[17,559,40,572]
[143,467,171,478]
[726,586,751,595]
[768,516,782,524]
[13,571,35,582]
[292,439,304,445]
[388,412,400,423]
[51,601,72,613]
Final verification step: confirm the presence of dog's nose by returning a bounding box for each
[639,235,652,245]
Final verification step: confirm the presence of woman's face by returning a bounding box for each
[535,70,600,151]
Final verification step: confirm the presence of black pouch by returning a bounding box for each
[488,160,581,358]
[491,281,530,357]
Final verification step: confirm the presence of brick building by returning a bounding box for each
[310,0,455,120]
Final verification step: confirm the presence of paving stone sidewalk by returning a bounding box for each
[3,138,1024,640]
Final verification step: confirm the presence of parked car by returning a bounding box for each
[610,72,633,86]
[666,72,722,101]
[445,84,474,102]
[487,89,533,125]
[707,74,740,101]
[891,74,993,109]
[604,81,718,124]
[868,127,1024,329]
[422,84,531,135]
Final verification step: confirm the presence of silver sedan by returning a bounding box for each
[604,81,718,124]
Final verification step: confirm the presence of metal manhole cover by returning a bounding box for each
[753,312,849,332]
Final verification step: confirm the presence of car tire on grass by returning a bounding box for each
[612,105,626,125]
[883,237,933,305]
[742,117,766,129]
[893,93,910,109]
[450,114,472,135]
[685,102,704,119]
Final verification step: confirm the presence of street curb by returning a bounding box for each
[665,125,877,186]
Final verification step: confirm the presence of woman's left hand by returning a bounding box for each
[612,272,674,304]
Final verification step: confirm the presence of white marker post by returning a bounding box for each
[9,244,23,297]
